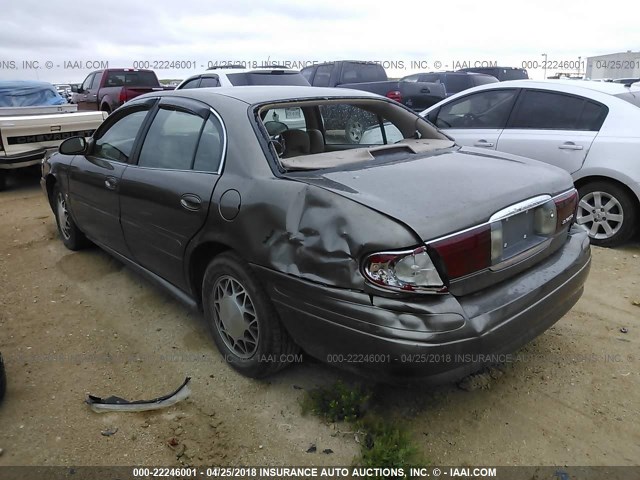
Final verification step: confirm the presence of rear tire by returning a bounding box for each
[202,252,299,378]
[53,185,90,250]
[577,181,637,247]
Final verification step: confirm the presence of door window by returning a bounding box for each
[81,74,94,91]
[137,108,205,170]
[436,90,517,129]
[93,110,149,162]
[90,74,101,90]
[193,115,225,172]
[510,90,601,130]
[179,77,201,89]
[198,76,220,88]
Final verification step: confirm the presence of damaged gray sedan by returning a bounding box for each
[41,86,591,383]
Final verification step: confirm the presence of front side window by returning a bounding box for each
[436,90,518,129]
[81,74,94,91]
[93,110,149,162]
[138,108,205,170]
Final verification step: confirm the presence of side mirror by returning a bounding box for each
[71,85,78,93]
[59,136,87,155]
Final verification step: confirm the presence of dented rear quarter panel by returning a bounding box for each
[184,94,420,291]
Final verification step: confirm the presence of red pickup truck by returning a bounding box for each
[71,69,173,113]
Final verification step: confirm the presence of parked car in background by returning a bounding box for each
[457,66,529,81]
[422,80,640,246]
[302,61,446,143]
[611,77,640,86]
[42,86,590,383]
[71,69,174,113]
[401,71,498,97]
[54,84,73,102]
[0,81,106,190]
[176,66,310,131]
[177,65,310,89]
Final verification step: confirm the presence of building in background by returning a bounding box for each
[585,50,640,80]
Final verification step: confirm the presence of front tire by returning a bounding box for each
[577,181,637,247]
[202,252,299,378]
[53,186,90,250]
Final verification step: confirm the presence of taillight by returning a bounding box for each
[430,225,492,279]
[119,89,127,104]
[386,90,402,103]
[362,246,445,293]
[429,189,578,281]
[554,189,578,230]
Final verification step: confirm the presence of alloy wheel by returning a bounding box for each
[576,191,624,240]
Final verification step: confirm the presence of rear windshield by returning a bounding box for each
[614,91,640,108]
[501,69,529,81]
[444,74,472,93]
[340,63,387,83]
[227,72,309,86]
[105,71,159,87]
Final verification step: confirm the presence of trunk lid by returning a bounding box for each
[290,146,573,242]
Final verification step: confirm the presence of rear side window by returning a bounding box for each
[510,90,607,131]
[105,71,158,87]
[199,76,220,88]
[138,109,205,170]
[193,115,225,172]
[502,69,528,81]
[300,67,314,82]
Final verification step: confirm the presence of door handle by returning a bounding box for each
[473,140,495,147]
[104,176,118,190]
[420,88,431,93]
[559,142,583,150]
[180,194,202,211]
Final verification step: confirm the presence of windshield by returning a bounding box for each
[257,99,452,171]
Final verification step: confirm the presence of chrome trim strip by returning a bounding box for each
[210,107,228,175]
[489,195,551,222]
[426,190,574,244]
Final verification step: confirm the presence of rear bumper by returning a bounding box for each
[253,226,591,384]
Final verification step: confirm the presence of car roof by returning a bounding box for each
[157,85,381,104]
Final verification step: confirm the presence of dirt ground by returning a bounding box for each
[0,173,638,467]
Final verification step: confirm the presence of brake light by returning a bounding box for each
[362,246,445,293]
[386,90,402,103]
[554,189,578,230]
[119,89,127,104]
[430,225,492,279]
[429,189,578,281]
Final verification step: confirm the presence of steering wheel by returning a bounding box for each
[264,121,289,136]
[270,133,286,157]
